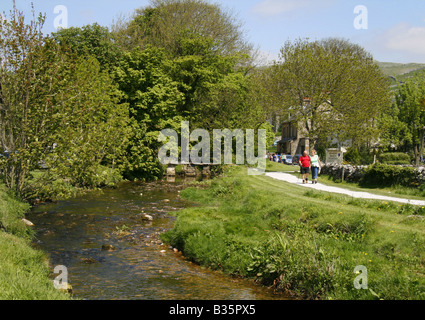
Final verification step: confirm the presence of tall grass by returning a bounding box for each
[0,182,70,300]
[162,166,425,300]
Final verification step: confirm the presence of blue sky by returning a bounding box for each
[2,0,425,63]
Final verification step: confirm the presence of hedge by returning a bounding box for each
[360,163,417,187]
[378,153,411,165]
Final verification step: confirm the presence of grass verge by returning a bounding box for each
[0,183,71,300]
[161,165,425,300]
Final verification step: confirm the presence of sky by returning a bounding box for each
[1,0,425,64]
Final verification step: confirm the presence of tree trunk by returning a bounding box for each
[421,132,425,165]
[415,144,420,167]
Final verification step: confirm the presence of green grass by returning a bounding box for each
[266,161,296,173]
[162,165,425,300]
[0,182,71,300]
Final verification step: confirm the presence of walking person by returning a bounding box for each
[310,149,321,184]
[298,151,311,184]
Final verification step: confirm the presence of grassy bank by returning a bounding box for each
[162,165,425,300]
[0,183,70,300]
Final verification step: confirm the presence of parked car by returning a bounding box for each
[284,155,293,165]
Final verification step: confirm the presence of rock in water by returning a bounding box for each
[58,283,73,295]
[102,244,117,251]
[82,257,98,264]
[142,214,154,221]
[22,219,34,227]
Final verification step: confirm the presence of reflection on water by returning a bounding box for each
[28,179,286,300]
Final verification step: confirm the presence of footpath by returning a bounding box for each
[265,172,425,206]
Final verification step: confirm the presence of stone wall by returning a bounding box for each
[321,164,367,182]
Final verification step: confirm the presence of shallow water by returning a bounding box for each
[28,178,286,300]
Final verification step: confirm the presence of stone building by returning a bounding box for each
[275,98,312,156]
[277,121,310,156]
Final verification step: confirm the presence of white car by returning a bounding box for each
[285,155,293,165]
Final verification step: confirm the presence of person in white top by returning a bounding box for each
[310,149,321,184]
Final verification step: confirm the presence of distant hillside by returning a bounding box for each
[376,62,425,87]
[377,62,425,76]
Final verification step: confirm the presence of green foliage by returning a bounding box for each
[113,34,267,179]
[164,32,263,130]
[380,72,425,164]
[378,153,411,165]
[113,0,252,57]
[344,147,362,165]
[361,163,417,187]
[0,7,131,198]
[113,48,183,180]
[344,146,374,165]
[52,23,122,69]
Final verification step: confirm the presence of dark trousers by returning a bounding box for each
[311,166,319,180]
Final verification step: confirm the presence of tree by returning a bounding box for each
[271,38,391,148]
[113,47,184,180]
[0,5,130,197]
[384,73,425,165]
[112,0,252,57]
[52,23,122,70]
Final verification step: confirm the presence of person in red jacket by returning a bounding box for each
[299,151,311,184]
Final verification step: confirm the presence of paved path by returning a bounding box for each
[265,172,425,206]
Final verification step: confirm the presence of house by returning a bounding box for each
[277,121,310,156]
[276,98,311,156]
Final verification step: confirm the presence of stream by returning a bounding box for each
[28,177,285,300]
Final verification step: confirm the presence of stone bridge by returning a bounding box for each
[166,163,219,177]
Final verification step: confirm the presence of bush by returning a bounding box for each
[361,163,417,187]
[344,147,374,165]
[378,153,411,165]
[344,147,362,165]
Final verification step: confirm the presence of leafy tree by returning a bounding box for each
[378,102,412,152]
[164,33,258,129]
[112,0,252,57]
[52,23,122,70]
[270,38,391,148]
[113,47,184,179]
[0,5,130,197]
[383,73,425,165]
[0,6,51,193]
[41,55,131,190]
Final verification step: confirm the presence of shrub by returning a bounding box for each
[361,163,417,187]
[378,153,411,165]
[344,147,362,165]
[344,147,374,165]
